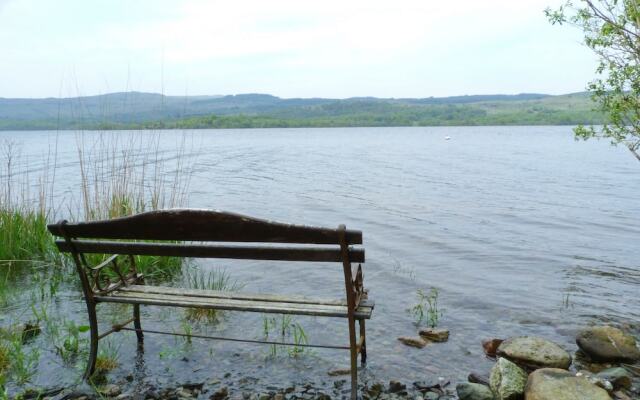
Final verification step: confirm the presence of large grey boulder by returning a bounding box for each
[456,382,495,400]
[525,368,611,400]
[576,326,640,363]
[489,358,527,400]
[496,336,571,370]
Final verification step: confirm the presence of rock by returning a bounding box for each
[489,358,527,400]
[596,367,632,390]
[418,328,449,342]
[97,385,122,398]
[175,388,194,398]
[482,339,503,358]
[576,371,614,393]
[398,336,428,348]
[456,383,495,400]
[424,393,439,400]
[576,326,640,363]
[210,387,229,400]
[328,368,351,376]
[468,373,490,387]
[389,380,406,394]
[366,382,384,398]
[525,368,612,400]
[496,336,571,370]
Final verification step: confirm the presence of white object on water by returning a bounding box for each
[445,136,451,140]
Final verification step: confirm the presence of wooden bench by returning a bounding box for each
[47,209,373,399]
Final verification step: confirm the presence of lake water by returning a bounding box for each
[1,126,639,395]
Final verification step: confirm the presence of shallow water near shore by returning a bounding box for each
[1,126,639,395]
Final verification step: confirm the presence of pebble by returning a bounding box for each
[418,328,449,342]
[398,336,428,348]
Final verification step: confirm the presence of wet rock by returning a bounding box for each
[182,382,205,392]
[456,383,495,400]
[327,368,351,376]
[468,373,490,387]
[489,358,527,400]
[388,380,407,394]
[424,393,439,400]
[21,321,41,342]
[413,381,440,392]
[576,326,640,363]
[612,390,632,400]
[366,382,385,398]
[115,394,132,400]
[576,371,614,393]
[97,385,122,398]
[210,387,229,400]
[273,394,284,400]
[419,328,449,343]
[482,339,503,358]
[496,336,572,370]
[398,336,428,348]
[525,368,611,400]
[596,368,632,390]
[175,388,194,398]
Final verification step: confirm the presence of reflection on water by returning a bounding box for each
[1,126,639,393]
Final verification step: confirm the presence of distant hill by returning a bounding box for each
[0,91,602,130]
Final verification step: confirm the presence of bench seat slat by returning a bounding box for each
[119,285,348,306]
[95,286,374,319]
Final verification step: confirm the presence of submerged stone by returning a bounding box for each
[496,336,571,370]
[418,328,449,342]
[456,382,495,400]
[397,336,428,348]
[595,367,632,390]
[482,338,503,358]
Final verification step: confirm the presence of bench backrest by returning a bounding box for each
[48,209,364,262]
[47,209,366,309]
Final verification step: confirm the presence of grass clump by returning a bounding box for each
[0,210,55,266]
[183,268,243,322]
[408,287,443,328]
[262,315,309,358]
[75,133,193,283]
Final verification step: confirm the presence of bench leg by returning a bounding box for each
[84,302,99,380]
[348,317,358,400]
[359,319,367,366]
[133,304,144,344]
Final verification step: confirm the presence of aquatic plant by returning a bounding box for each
[183,268,243,322]
[409,287,443,328]
[75,133,194,283]
[95,340,119,373]
[262,314,309,358]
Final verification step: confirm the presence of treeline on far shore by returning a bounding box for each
[0,99,605,131]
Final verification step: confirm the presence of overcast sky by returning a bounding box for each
[0,0,596,99]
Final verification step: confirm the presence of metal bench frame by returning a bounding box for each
[47,209,373,399]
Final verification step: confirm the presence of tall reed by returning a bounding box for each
[73,132,194,282]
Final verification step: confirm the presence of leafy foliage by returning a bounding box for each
[547,0,640,161]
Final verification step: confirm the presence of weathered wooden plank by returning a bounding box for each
[95,291,374,319]
[120,285,348,306]
[48,209,363,244]
[54,240,365,263]
[118,285,374,311]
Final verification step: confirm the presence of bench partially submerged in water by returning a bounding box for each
[47,209,373,399]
